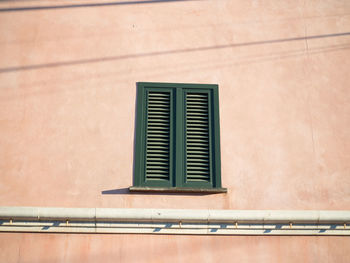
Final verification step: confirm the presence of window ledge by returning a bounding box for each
[129,186,227,194]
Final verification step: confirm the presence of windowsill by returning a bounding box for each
[129,186,227,194]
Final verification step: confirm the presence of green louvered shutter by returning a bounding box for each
[144,90,172,186]
[134,82,222,191]
[184,91,212,186]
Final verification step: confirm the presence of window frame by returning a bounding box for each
[131,82,226,193]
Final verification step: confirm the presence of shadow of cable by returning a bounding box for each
[1,31,349,74]
[0,0,199,12]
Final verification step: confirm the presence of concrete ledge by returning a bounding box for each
[128,186,227,194]
[1,207,350,235]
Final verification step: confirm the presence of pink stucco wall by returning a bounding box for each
[1,0,350,261]
[4,233,350,263]
[1,233,350,263]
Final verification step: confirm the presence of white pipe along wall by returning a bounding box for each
[1,207,350,235]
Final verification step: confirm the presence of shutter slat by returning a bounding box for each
[147,114,170,118]
[187,149,208,154]
[148,130,169,134]
[187,167,209,171]
[186,159,209,162]
[147,154,169,157]
[187,163,209,167]
[147,162,169,165]
[147,139,169,142]
[146,175,169,179]
[148,120,170,123]
[146,158,169,162]
[186,131,208,135]
[148,135,169,138]
[185,102,208,106]
[187,138,209,142]
[187,134,209,140]
[186,120,208,124]
[148,127,170,130]
[149,93,170,96]
[185,93,211,182]
[187,127,209,131]
[145,91,171,182]
[148,126,169,129]
[187,143,209,147]
[147,167,168,173]
[187,146,209,150]
[187,170,209,175]
[186,94,207,98]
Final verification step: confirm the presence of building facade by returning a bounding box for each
[1,0,350,262]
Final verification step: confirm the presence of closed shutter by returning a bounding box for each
[134,82,222,190]
[185,92,211,183]
[145,91,171,182]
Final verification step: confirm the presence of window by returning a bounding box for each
[130,82,226,193]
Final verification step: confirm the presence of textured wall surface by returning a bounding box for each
[1,233,350,263]
[1,0,350,261]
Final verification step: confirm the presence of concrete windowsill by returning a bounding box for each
[129,186,227,194]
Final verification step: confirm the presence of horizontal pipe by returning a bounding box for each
[0,207,350,224]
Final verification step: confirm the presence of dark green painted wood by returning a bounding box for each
[212,85,222,187]
[134,82,222,190]
[134,85,146,187]
[183,89,212,188]
[175,88,184,187]
[145,90,171,183]
[144,88,174,188]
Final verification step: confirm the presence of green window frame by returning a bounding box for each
[131,82,226,193]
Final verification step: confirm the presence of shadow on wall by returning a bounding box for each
[0,0,198,12]
[0,31,349,74]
